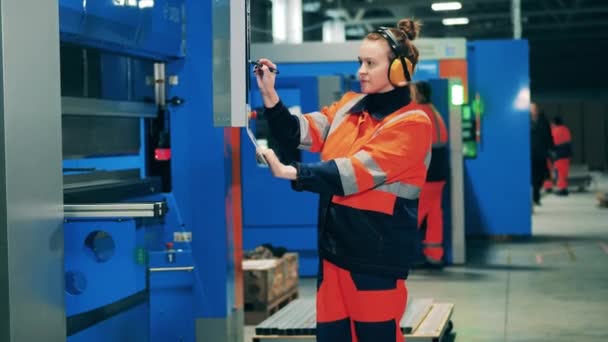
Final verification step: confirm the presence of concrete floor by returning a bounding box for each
[245,175,608,341]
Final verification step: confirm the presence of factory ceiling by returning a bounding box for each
[303,0,608,42]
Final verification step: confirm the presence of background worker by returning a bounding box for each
[413,81,449,267]
[549,115,573,196]
[530,103,554,206]
[255,18,431,342]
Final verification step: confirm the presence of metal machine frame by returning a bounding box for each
[0,1,65,341]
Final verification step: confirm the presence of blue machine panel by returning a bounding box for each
[165,0,238,318]
[64,219,146,316]
[67,303,149,342]
[465,40,531,236]
[148,250,195,342]
[59,0,185,60]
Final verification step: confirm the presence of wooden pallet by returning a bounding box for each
[252,298,454,342]
[245,286,299,325]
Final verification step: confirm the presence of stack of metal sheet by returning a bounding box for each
[255,298,441,336]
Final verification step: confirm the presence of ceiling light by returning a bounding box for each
[432,2,462,11]
[442,17,469,26]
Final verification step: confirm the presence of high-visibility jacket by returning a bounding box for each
[265,90,432,278]
[551,124,572,160]
[416,103,449,182]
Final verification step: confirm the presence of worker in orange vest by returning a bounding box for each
[413,81,449,266]
[255,19,431,342]
[549,115,573,196]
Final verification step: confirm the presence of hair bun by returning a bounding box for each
[398,18,421,40]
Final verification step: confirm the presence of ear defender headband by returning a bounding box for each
[376,26,414,87]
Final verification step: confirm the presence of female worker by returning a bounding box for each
[255,18,431,342]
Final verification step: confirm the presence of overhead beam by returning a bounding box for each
[340,7,608,26]
[526,20,608,31]
[335,0,511,10]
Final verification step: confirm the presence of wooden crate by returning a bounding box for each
[244,253,299,324]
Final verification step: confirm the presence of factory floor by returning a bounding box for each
[244,175,608,342]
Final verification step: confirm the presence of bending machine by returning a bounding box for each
[1,1,247,342]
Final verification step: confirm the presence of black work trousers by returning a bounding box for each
[532,157,548,204]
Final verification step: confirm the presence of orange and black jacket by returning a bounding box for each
[416,103,449,182]
[551,124,572,160]
[264,87,432,278]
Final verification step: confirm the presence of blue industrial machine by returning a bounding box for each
[57,1,243,342]
[464,40,531,236]
[59,0,184,60]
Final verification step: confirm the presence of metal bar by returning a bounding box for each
[154,63,166,107]
[303,300,316,335]
[449,105,466,264]
[254,298,453,339]
[257,298,300,335]
[64,202,166,218]
[149,266,194,272]
[64,203,163,211]
[251,38,466,63]
[277,300,304,335]
[401,298,434,333]
[64,210,156,218]
[512,0,522,39]
[62,96,157,118]
[212,0,246,127]
[413,303,454,336]
[283,299,304,335]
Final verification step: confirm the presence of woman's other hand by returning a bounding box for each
[257,148,297,180]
